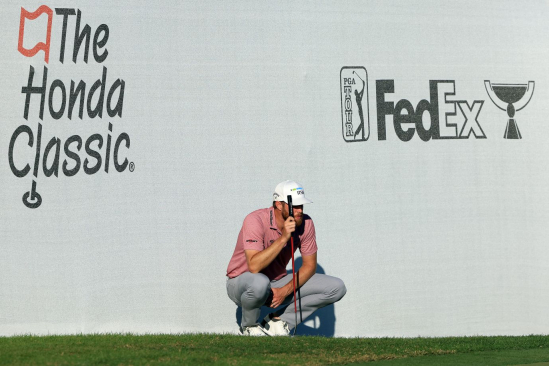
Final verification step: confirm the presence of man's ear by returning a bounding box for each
[275,201,283,211]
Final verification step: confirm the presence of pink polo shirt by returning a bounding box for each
[226,207,317,281]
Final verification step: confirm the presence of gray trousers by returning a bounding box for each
[226,272,346,329]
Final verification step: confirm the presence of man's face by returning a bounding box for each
[281,202,304,227]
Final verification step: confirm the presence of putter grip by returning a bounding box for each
[287,195,293,217]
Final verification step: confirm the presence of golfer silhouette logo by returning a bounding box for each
[340,67,369,142]
[353,72,366,140]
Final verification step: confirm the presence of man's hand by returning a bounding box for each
[281,216,296,242]
[244,210,299,274]
[269,253,317,308]
[270,287,290,308]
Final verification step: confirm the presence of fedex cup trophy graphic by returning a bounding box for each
[484,81,535,139]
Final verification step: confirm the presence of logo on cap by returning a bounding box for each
[291,187,305,195]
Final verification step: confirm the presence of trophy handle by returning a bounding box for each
[484,80,507,111]
[514,81,535,112]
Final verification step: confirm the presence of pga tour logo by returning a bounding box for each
[341,66,535,142]
[340,67,369,142]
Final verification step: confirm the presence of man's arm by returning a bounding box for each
[270,253,317,308]
[245,216,296,273]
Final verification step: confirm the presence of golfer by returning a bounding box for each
[354,73,366,140]
[226,180,346,336]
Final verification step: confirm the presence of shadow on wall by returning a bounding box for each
[235,258,337,337]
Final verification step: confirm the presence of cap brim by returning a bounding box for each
[291,196,313,205]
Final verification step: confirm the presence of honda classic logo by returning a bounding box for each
[8,6,133,209]
[340,66,535,142]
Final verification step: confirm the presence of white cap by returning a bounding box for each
[273,180,313,205]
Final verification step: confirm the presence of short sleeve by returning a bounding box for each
[299,216,317,256]
[241,213,265,251]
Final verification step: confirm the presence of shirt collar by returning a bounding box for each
[269,206,279,232]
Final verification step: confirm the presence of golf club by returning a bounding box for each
[353,70,365,83]
[287,195,298,336]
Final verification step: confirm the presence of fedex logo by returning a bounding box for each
[376,80,486,141]
[18,6,109,64]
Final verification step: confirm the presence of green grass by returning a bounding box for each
[0,334,548,365]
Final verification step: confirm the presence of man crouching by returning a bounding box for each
[226,180,346,336]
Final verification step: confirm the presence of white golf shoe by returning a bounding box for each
[240,325,268,336]
[261,314,291,336]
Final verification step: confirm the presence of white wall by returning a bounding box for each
[1,0,548,337]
